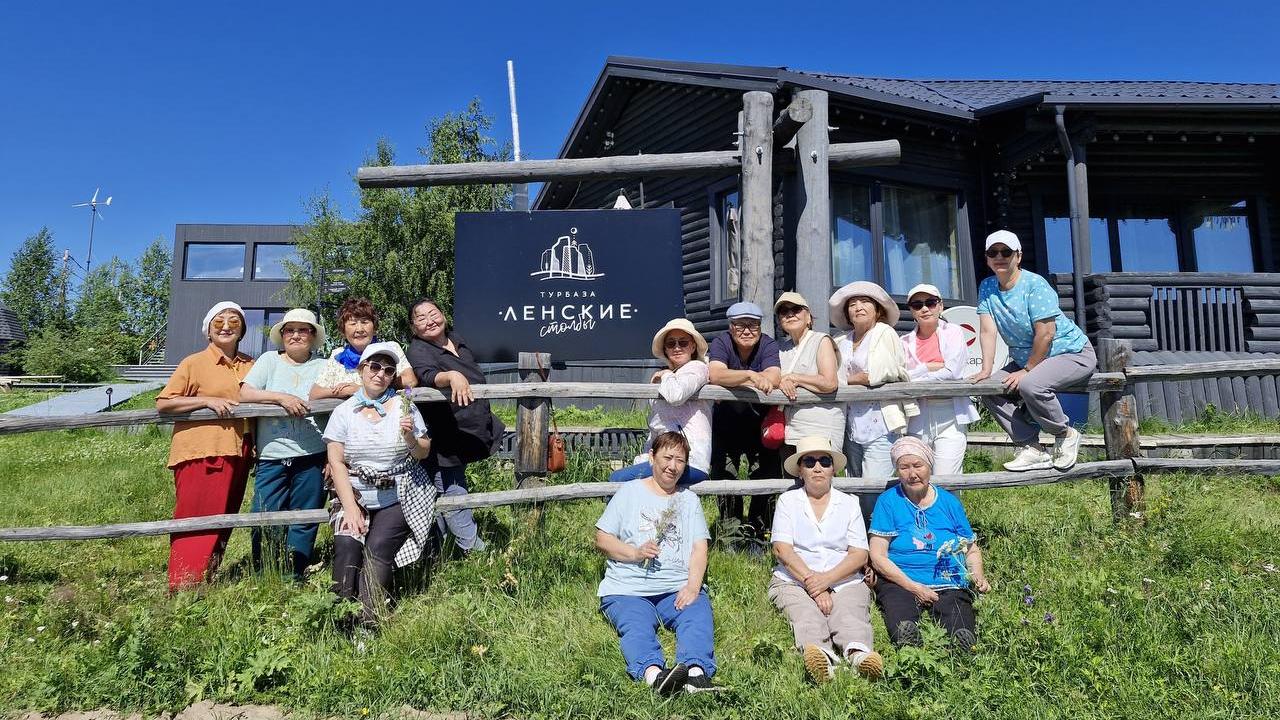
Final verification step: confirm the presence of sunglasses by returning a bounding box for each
[730,321,761,332]
[908,298,941,311]
[800,455,834,469]
[282,326,314,336]
[211,315,242,330]
[364,360,397,377]
[985,247,1016,259]
[664,338,693,350]
[776,304,806,317]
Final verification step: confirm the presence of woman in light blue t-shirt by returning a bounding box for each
[970,230,1096,473]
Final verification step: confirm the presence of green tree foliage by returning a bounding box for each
[18,325,117,382]
[74,257,135,364]
[288,99,511,343]
[123,236,172,342]
[1,227,61,335]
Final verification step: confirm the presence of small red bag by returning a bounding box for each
[761,406,786,449]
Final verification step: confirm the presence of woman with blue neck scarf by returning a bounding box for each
[311,297,415,400]
[322,342,436,627]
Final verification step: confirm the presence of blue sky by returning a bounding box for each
[2,0,1277,277]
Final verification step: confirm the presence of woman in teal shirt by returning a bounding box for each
[969,230,1095,472]
[239,308,329,579]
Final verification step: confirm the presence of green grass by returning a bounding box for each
[492,403,648,429]
[0,390,58,413]
[0,429,1278,718]
[110,388,161,412]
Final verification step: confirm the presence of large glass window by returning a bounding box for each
[710,187,741,304]
[183,243,245,280]
[1117,215,1180,272]
[1044,217,1112,273]
[253,243,299,280]
[881,186,959,297]
[831,184,873,287]
[239,308,288,357]
[1190,200,1254,272]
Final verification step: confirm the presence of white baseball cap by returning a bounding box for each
[906,284,943,301]
[985,229,1022,253]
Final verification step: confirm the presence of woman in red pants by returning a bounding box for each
[156,301,255,591]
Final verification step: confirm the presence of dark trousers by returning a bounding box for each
[251,452,326,577]
[875,579,976,648]
[710,434,781,538]
[332,503,412,624]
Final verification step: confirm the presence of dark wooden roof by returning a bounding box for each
[0,301,25,343]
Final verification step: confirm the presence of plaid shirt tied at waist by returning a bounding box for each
[329,455,438,568]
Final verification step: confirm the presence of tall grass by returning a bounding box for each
[0,428,1277,717]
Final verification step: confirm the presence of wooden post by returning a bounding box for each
[741,91,776,336]
[1098,338,1144,520]
[794,89,831,331]
[772,96,813,149]
[514,351,551,489]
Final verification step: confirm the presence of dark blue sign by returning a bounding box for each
[454,210,684,362]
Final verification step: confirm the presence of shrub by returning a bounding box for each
[17,326,117,382]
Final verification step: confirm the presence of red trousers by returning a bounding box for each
[168,440,251,591]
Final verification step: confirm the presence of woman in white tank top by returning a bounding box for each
[774,292,845,450]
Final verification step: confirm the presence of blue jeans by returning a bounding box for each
[423,461,485,552]
[251,452,325,570]
[608,461,709,485]
[600,590,717,680]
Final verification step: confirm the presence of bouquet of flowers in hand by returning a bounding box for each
[935,537,973,585]
[642,498,681,571]
[400,389,414,419]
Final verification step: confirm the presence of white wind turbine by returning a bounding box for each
[72,187,112,272]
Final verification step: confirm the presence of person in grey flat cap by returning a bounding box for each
[706,301,782,545]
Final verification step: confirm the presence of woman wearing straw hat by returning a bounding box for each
[238,308,329,580]
[609,318,713,484]
[769,436,883,684]
[774,292,845,451]
[868,436,989,650]
[828,282,918,485]
[900,284,979,477]
[156,302,255,591]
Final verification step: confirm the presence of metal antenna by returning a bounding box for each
[71,187,112,272]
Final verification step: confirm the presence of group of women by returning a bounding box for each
[157,296,502,627]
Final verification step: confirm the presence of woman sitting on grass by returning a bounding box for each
[323,342,436,628]
[609,319,712,485]
[596,431,717,695]
[769,436,883,684]
[868,436,990,649]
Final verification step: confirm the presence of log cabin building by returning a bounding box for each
[533,57,1280,421]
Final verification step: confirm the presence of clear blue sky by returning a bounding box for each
[3,0,1277,276]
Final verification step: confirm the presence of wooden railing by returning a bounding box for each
[2,339,1279,542]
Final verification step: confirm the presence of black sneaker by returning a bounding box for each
[652,663,688,697]
[684,672,722,694]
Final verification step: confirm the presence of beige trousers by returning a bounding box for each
[767,575,874,655]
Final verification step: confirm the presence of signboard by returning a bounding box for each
[940,305,1008,374]
[454,210,684,362]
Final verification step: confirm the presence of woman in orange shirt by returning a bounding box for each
[156,301,255,591]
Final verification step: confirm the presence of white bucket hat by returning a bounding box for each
[783,436,848,477]
[201,301,245,340]
[650,318,709,362]
[828,281,899,329]
[269,308,327,351]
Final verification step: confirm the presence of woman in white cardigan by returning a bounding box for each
[828,282,918,484]
[900,284,980,477]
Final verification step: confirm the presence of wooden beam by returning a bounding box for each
[1123,358,1280,382]
[1098,338,1144,520]
[514,352,550,488]
[741,91,776,336]
[772,96,813,148]
[794,89,832,331]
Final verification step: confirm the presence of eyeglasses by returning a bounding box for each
[211,315,242,330]
[364,360,397,377]
[730,321,761,332]
[282,326,314,336]
[776,305,806,318]
[908,298,941,311]
[664,338,693,350]
[985,247,1016,259]
[800,455,834,469]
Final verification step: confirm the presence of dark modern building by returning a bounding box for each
[166,224,300,362]
[534,57,1280,420]
[0,300,26,372]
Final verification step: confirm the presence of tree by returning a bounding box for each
[288,99,511,343]
[123,236,171,340]
[1,227,61,335]
[74,257,134,364]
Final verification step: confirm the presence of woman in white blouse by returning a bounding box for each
[609,318,712,484]
[769,436,883,684]
[900,284,979,476]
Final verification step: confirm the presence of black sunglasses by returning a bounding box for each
[985,247,1016,259]
[908,298,941,311]
[800,455,834,469]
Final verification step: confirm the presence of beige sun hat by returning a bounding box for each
[829,281,899,330]
[650,318,708,362]
[783,436,848,477]
[269,308,327,351]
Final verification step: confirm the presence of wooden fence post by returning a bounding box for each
[741,91,775,337]
[1098,338,1144,520]
[794,89,831,332]
[514,351,551,489]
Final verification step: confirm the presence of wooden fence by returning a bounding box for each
[1,339,1279,542]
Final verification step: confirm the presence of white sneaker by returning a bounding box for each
[1004,445,1053,472]
[803,644,839,684]
[1052,427,1082,470]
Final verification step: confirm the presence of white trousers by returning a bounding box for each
[906,400,968,477]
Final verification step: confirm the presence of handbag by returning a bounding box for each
[760,405,786,449]
[537,354,567,474]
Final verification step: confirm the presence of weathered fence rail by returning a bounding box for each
[2,340,1279,542]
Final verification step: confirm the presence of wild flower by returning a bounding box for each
[471,644,488,658]
[400,389,413,419]
[1022,584,1035,606]
[1043,612,1055,624]
[935,537,972,585]
[642,498,681,571]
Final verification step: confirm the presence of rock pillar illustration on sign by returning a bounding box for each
[531,228,605,281]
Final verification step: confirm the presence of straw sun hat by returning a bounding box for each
[783,436,848,476]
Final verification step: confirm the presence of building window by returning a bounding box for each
[183,243,245,280]
[831,181,966,300]
[239,308,288,357]
[1189,200,1254,273]
[709,186,741,305]
[253,243,299,280]
[1044,217,1112,274]
[1116,214,1180,272]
